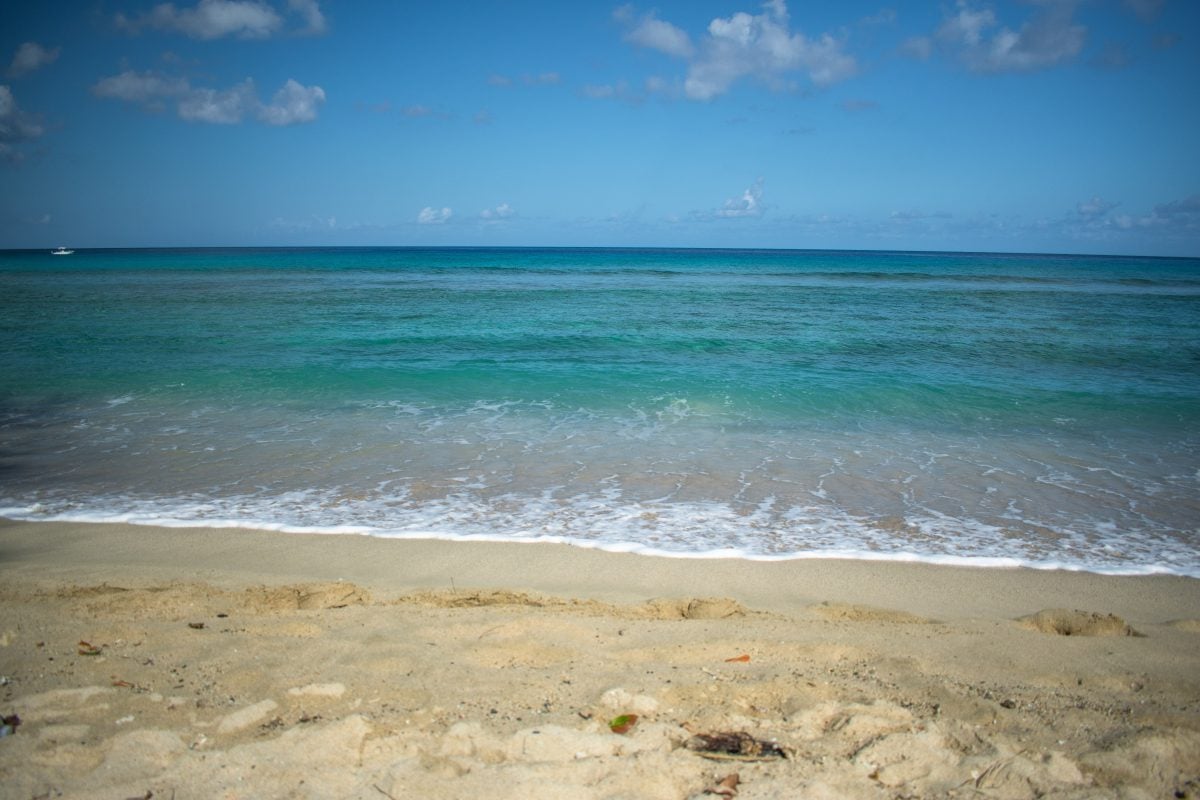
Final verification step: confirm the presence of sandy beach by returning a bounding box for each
[1,518,1198,799]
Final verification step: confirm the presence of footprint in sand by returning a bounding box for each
[810,602,937,625]
[1016,608,1141,637]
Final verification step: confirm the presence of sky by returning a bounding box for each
[1,0,1198,256]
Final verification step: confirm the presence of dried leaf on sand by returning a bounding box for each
[686,731,788,761]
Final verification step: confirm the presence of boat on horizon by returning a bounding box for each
[50,247,74,255]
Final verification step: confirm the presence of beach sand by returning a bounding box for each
[1,518,1198,799]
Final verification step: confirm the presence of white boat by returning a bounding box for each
[51,247,74,255]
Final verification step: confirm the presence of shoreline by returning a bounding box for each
[3,518,1199,620]
[5,511,1197,579]
[2,518,1199,798]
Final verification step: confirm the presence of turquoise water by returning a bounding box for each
[2,247,1198,574]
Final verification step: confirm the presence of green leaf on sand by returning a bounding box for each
[609,714,638,734]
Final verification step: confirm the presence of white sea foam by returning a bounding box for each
[2,484,1197,578]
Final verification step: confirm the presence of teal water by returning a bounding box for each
[2,247,1198,574]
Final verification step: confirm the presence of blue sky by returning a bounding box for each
[1,0,1198,255]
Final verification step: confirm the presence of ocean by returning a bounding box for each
[2,247,1198,575]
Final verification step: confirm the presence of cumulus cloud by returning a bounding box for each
[480,203,515,222]
[616,6,694,58]
[257,78,325,124]
[118,0,282,39]
[93,70,324,125]
[287,0,327,35]
[935,0,1086,73]
[938,1,995,47]
[177,79,257,123]
[0,84,46,163]
[618,0,855,101]
[7,42,61,77]
[417,206,452,224]
[715,178,765,218]
[117,0,326,39]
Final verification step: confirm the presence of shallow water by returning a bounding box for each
[2,247,1198,574]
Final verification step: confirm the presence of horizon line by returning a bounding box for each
[3,244,1197,261]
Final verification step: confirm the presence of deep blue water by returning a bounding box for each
[2,247,1198,574]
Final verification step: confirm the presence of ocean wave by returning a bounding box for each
[2,488,1196,578]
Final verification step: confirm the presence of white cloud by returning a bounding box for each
[118,0,284,39]
[938,1,995,47]
[257,78,325,125]
[92,70,190,103]
[0,84,46,163]
[287,0,327,35]
[418,206,452,224]
[716,178,764,218]
[1116,195,1200,232]
[1077,195,1118,218]
[116,0,327,39]
[1066,194,1200,244]
[93,70,324,125]
[620,9,694,59]
[620,1,856,101]
[1154,195,1200,220]
[480,203,515,221]
[178,78,257,123]
[936,0,1086,73]
[7,42,61,77]
[582,76,677,105]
